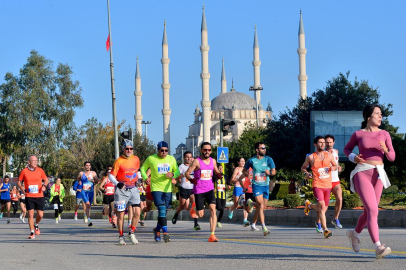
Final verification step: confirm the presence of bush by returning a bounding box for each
[96,196,103,204]
[270,182,289,200]
[283,194,302,208]
[62,178,75,192]
[172,199,179,210]
[304,191,315,202]
[64,195,76,211]
[382,185,399,196]
[343,193,362,209]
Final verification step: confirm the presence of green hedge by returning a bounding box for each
[64,195,76,211]
[343,193,362,209]
[283,194,302,208]
[62,178,75,192]
[270,182,289,200]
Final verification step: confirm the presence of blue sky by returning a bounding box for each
[1,1,405,152]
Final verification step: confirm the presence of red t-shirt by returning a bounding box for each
[19,167,47,198]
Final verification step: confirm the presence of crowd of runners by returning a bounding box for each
[0,104,395,259]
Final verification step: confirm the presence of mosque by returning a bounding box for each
[133,7,308,160]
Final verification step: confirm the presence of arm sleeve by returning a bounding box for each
[140,157,150,180]
[384,131,396,162]
[172,158,180,179]
[108,173,119,186]
[344,132,358,157]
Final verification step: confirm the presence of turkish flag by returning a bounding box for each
[106,34,110,51]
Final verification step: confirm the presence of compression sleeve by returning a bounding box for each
[108,173,118,186]
[384,131,396,162]
[344,132,358,157]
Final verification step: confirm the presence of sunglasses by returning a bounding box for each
[202,149,212,152]
[160,149,168,152]
[125,148,133,150]
[258,147,266,150]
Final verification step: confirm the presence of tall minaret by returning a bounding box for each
[221,58,227,94]
[252,24,262,105]
[134,56,143,136]
[161,20,171,151]
[200,5,211,143]
[298,10,308,99]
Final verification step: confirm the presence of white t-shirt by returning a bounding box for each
[331,149,339,183]
[179,164,194,190]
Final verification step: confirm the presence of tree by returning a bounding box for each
[0,50,84,175]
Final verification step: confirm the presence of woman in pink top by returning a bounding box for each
[344,104,395,259]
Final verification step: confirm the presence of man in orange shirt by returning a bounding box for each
[17,155,49,239]
[301,136,337,238]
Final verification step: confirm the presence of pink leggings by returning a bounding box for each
[354,168,383,243]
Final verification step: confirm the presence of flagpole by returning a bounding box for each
[107,0,119,159]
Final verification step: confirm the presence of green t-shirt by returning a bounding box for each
[140,154,180,193]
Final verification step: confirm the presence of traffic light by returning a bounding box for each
[221,119,235,136]
[121,128,134,141]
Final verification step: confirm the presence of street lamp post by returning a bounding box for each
[249,86,263,127]
[141,121,152,139]
[181,147,187,164]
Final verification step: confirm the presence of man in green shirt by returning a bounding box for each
[140,141,180,243]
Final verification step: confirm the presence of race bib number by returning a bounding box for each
[28,185,39,194]
[200,170,212,181]
[13,194,17,198]
[255,173,266,183]
[158,163,171,174]
[83,183,92,191]
[318,167,330,179]
[217,184,225,191]
[115,200,126,211]
[106,186,115,194]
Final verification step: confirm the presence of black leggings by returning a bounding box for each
[52,197,64,218]
[11,201,19,216]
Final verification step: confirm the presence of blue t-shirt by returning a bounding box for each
[1,183,11,200]
[244,156,276,186]
[73,180,83,199]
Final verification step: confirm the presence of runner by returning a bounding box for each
[301,136,337,239]
[17,155,49,239]
[141,169,153,225]
[229,158,250,227]
[49,178,65,224]
[137,170,146,227]
[140,141,180,243]
[19,186,27,223]
[213,164,230,228]
[10,185,20,218]
[108,139,141,245]
[0,175,12,223]
[77,161,99,227]
[242,167,255,226]
[239,142,276,236]
[185,142,222,242]
[171,151,200,230]
[99,167,116,228]
[344,104,395,259]
[73,178,86,222]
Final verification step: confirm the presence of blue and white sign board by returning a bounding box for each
[217,147,229,163]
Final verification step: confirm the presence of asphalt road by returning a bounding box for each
[0,217,405,270]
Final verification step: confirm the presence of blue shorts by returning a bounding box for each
[82,191,94,205]
[151,191,172,208]
[233,186,244,197]
[252,184,269,200]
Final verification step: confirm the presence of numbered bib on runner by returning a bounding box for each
[217,184,225,191]
[255,173,266,183]
[318,167,330,179]
[28,185,39,194]
[115,200,126,211]
[83,183,92,191]
[106,186,115,194]
[200,170,212,181]
[157,163,171,174]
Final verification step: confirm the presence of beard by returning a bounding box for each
[258,152,265,157]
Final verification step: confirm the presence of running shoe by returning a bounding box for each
[112,223,116,229]
[22,219,26,223]
[243,220,251,227]
[28,233,35,239]
[20,215,24,223]
[172,214,177,225]
[88,222,93,227]
[55,219,58,224]
[315,222,323,233]
[139,220,145,227]
[331,219,343,229]
[163,233,170,243]
[153,227,161,242]
[74,215,78,221]
[84,216,88,223]
[190,207,197,219]
[109,216,112,223]
[7,218,11,224]
[0,213,3,219]
[238,194,245,207]
[208,235,219,242]
[118,236,126,246]
[35,226,40,235]
[263,229,270,236]
[228,211,233,219]
[346,229,360,253]
[376,245,391,259]
[194,225,201,231]
[58,214,61,221]
[247,198,254,213]
[128,233,138,245]
[324,229,332,238]
[112,216,117,225]
[251,224,259,231]
[217,222,222,228]
[304,199,311,216]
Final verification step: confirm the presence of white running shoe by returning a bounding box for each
[74,215,77,221]
[238,194,245,207]
[20,215,24,223]
[128,233,138,245]
[22,219,26,223]
[84,217,88,223]
[58,215,61,221]
[251,224,259,231]
[55,219,59,224]
[346,230,360,253]
[376,245,391,259]
[118,236,126,246]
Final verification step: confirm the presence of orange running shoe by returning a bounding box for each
[190,206,197,219]
[304,200,311,216]
[208,235,219,242]
[35,226,40,235]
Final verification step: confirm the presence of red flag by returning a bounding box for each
[106,34,110,51]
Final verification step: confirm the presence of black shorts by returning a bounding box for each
[245,192,255,205]
[103,195,114,205]
[195,190,216,211]
[25,197,45,211]
[1,199,11,205]
[140,194,146,202]
[179,187,193,200]
[216,198,226,211]
[20,198,26,204]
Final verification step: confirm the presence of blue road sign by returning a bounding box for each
[217,147,229,163]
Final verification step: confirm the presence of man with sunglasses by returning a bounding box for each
[141,141,179,243]
[185,142,223,242]
[109,140,141,245]
[239,142,276,236]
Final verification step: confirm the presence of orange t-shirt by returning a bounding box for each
[311,152,332,189]
[18,167,47,198]
[10,190,19,201]
[110,155,140,188]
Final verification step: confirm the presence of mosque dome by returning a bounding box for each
[211,92,257,111]
[176,143,186,149]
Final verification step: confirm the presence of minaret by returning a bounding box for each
[200,5,211,143]
[252,24,262,104]
[221,58,227,94]
[134,56,143,135]
[161,20,171,151]
[298,10,308,99]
